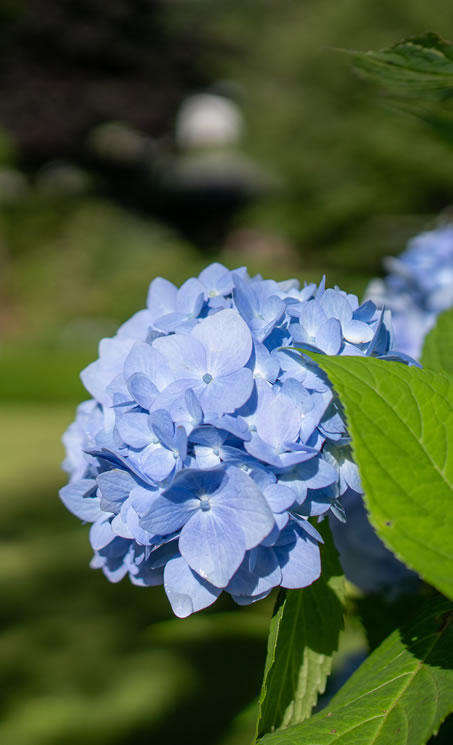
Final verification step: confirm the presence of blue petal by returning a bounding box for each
[315,318,342,355]
[299,299,327,336]
[146,276,177,318]
[251,341,280,383]
[193,445,221,468]
[199,368,254,416]
[185,388,203,421]
[149,409,174,448]
[148,540,180,569]
[96,469,136,513]
[179,508,246,588]
[127,373,158,410]
[199,262,234,296]
[227,547,281,597]
[320,289,352,325]
[165,466,226,497]
[276,525,321,588]
[139,487,199,535]
[176,277,205,315]
[117,309,153,339]
[129,484,160,517]
[231,590,272,605]
[90,516,115,551]
[164,555,221,617]
[256,392,300,449]
[130,563,164,587]
[153,333,207,378]
[124,343,170,388]
[59,479,101,522]
[142,447,176,482]
[207,413,251,441]
[315,275,326,300]
[342,457,362,493]
[289,515,324,543]
[188,425,227,447]
[126,507,156,545]
[277,448,320,468]
[264,483,296,513]
[233,274,256,322]
[111,512,133,539]
[292,457,337,491]
[81,338,135,406]
[154,312,189,333]
[343,319,374,344]
[212,467,274,549]
[192,308,253,377]
[116,410,153,449]
[295,486,335,517]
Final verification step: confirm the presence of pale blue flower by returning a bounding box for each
[141,466,274,588]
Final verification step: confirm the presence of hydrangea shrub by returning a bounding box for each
[60,263,402,617]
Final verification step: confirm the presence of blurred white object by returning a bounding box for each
[176,94,243,150]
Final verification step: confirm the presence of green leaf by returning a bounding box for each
[302,353,453,600]
[351,33,453,98]
[256,522,344,740]
[421,308,453,375]
[259,597,453,745]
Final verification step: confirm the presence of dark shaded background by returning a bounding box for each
[2,2,453,743]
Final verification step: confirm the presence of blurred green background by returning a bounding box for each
[2,1,453,743]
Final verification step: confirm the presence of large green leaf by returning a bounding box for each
[303,353,453,600]
[259,597,453,745]
[351,33,453,98]
[421,308,453,375]
[256,522,344,740]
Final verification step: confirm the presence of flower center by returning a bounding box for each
[203,373,213,384]
[199,495,211,511]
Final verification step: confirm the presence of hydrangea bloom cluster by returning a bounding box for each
[366,224,453,359]
[60,263,402,617]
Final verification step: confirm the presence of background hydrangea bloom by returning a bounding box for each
[60,263,406,617]
[366,224,453,359]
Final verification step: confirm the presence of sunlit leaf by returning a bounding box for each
[259,597,453,745]
[351,33,453,98]
[302,353,453,600]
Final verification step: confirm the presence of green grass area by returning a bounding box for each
[0,347,95,403]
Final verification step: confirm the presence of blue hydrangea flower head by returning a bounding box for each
[366,223,453,359]
[61,263,409,616]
